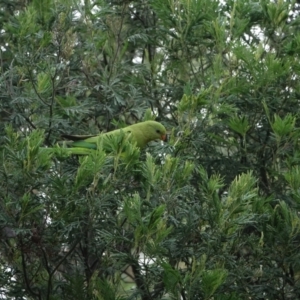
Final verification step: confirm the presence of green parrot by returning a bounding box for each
[43,121,166,155]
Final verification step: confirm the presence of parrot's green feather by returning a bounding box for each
[41,121,166,156]
[71,141,97,149]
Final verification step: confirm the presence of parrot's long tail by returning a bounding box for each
[40,147,94,156]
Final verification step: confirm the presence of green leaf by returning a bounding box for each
[36,72,52,95]
[202,269,227,299]
[161,262,181,293]
[228,115,250,136]
[271,113,295,138]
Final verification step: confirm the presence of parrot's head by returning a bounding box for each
[144,121,167,142]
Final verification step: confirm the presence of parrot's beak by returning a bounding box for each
[161,134,167,141]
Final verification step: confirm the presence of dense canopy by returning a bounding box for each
[1,0,300,299]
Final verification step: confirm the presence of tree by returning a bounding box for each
[1,0,300,299]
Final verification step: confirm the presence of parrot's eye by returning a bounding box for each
[156,129,161,134]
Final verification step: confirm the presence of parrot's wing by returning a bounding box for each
[61,134,96,141]
[63,147,94,155]
[61,134,102,149]
[70,141,97,149]
[64,130,133,150]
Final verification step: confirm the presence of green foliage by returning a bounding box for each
[2,0,300,299]
[161,262,181,294]
[202,269,228,299]
[229,116,250,137]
